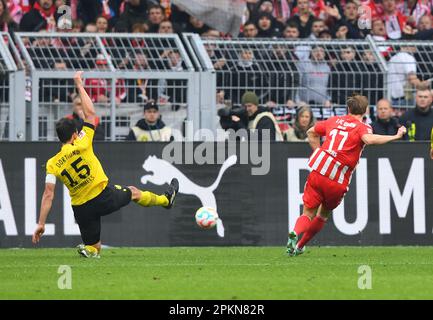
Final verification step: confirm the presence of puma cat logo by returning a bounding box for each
[140,155,238,238]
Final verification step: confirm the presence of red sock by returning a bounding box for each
[297,215,327,249]
[293,214,312,236]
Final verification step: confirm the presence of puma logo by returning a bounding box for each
[140,155,238,238]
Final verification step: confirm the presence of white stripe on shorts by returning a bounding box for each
[311,151,326,171]
[320,155,333,176]
[338,165,349,184]
[329,161,341,180]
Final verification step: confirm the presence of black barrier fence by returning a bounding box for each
[0,142,431,248]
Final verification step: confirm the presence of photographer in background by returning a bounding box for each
[217,100,248,140]
[219,92,283,141]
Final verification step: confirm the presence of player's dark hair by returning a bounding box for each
[347,94,369,115]
[56,118,78,143]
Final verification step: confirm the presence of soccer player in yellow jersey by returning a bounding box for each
[32,71,179,258]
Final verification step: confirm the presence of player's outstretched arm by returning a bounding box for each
[361,126,407,145]
[74,71,96,126]
[32,183,55,244]
[307,127,321,150]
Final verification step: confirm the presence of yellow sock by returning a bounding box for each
[134,191,168,207]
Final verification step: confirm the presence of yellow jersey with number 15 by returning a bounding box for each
[46,123,108,206]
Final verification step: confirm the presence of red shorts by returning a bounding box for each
[302,170,348,211]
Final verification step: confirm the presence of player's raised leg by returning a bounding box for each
[129,178,179,209]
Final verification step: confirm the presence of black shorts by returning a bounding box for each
[72,184,132,245]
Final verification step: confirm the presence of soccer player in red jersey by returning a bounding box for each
[287,95,407,256]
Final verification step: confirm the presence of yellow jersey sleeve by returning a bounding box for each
[75,122,95,150]
[431,127,433,149]
[46,158,56,176]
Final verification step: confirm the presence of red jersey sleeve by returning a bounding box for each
[358,123,373,139]
[314,120,327,136]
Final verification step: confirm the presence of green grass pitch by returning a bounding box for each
[1,247,432,299]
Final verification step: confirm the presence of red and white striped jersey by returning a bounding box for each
[308,115,373,188]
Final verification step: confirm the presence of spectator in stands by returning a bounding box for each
[0,0,19,34]
[66,96,105,140]
[371,18,388,40]
[331,46,362,105]
[132,22,148,33]
[309,18,325,39]
[404,14,433,40]
[256,0,284,32]
[126,52,158,104]
[319,30,332,39]
[230,48,263,105]
[418,14,433,32]
[387,46,417,106]
[185,15,209,35]
[287,0,316,38]
[265,44,299,106]
[85,22,97,33]
[360,49,384,104]
[241,21,258,38]
[398,0,430,26]
[283,22,311,61]
[297,46,332,107]
[371,99,400,135]
[158,20,174,34]
[285,106,315,142]
[369,18,393,56]
[282,22,300,39]
[205,42,228,93]
[157,50,185,109]
[72,19,84,32]
[84,53,126,104]
[20,0,57,32]
[381,0,408,40]
[96,15,109,33]
[231,91,283,140]
[147,4,166,33]
[115,0,147,32]
[404,71,424,105]
[400,84,433,141]
[331,0,367,39]
[126,101,173,142]
[256,12,280,37]
[77,0,122,28]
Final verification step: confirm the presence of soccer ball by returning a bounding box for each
[195,207,219,229]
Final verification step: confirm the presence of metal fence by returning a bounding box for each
[14,32,199,141]
[0,32,25,141]
[379,40,433,116]
[198,36,392,125]
[1,33,433,141]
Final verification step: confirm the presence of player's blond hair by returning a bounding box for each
[347,94,368,115]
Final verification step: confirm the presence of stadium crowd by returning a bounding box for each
[0,0,432,141]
